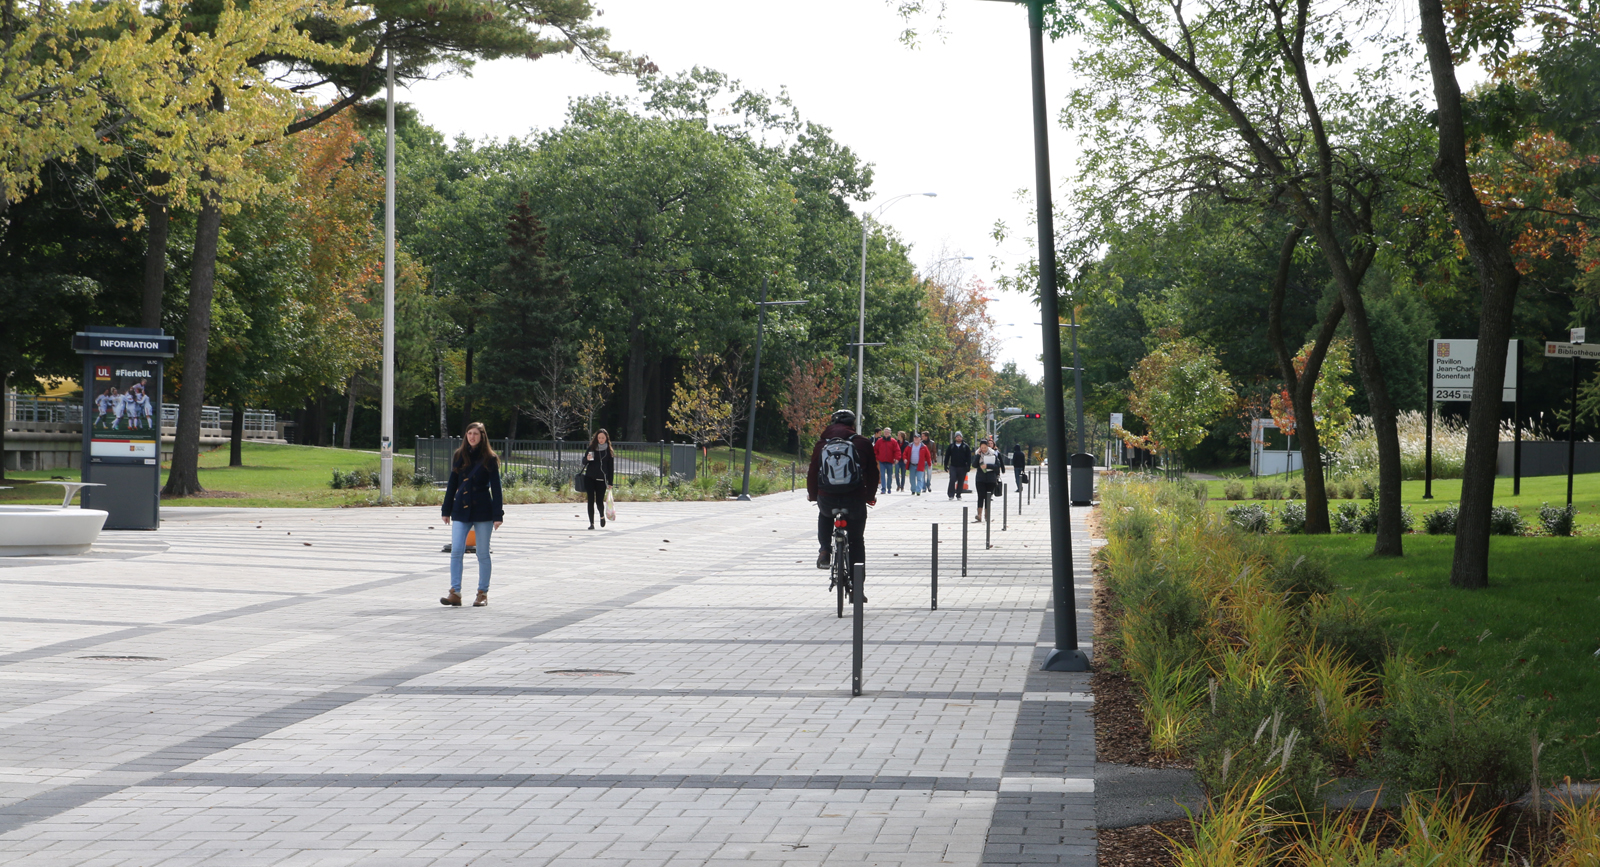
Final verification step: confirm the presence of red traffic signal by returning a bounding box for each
[1021,413,1042,419]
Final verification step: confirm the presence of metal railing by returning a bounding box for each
[6,392,277,435]
[4,393,82,425]
[414,438,690,484]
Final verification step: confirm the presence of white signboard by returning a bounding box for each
[1109,412,1123,430]
[1431,339,1516,402]
[1572,327,1586,345]
[1546,341,1600,360]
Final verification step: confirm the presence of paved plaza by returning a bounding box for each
[0,479,1097,866]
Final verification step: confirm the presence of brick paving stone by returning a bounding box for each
[0,475,1099,865]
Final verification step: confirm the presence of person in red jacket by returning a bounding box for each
[872,427,901,495]
[807,410,879,600]
[905,431,935,495]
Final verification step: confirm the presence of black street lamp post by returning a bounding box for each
[986,0,1088,671]
[738,277,808,502]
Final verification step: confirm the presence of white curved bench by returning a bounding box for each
[0,505,109,556]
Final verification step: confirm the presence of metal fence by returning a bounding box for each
[414,438,698,484]
[5,392,276,434]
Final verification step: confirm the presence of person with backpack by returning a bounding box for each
[440,422,504,608]
[806,409,879,601]
[872,427,900,495]
[944,431,973,500]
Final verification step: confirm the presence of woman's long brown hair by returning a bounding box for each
[451,421,499,470]
[585,429,612,453]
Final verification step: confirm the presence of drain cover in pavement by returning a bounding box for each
[78,655,165,661]
[544,669,633,676]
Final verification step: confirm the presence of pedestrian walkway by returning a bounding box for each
[0,476,1095,866]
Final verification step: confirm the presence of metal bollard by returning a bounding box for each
[931,523,939,611]
[962,507,969,576]
[852,563,864,696]
[791,463,795,492]
[986,498,993,549]
[1003,488,1008,531]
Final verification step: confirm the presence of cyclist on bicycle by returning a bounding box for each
[806,409,878,600]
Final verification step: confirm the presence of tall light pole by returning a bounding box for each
[738,278,807,501]
[985,0,1088,672]
[379,46,396,504]
[857,192,936,431]
[1040,315,1087,452]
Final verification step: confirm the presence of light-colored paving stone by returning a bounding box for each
[0,477,1096,864]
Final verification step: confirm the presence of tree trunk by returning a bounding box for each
[140,183,169,330]
[229,395,244,467]
[461,319,474,424]
[1417,0,1524,588]
[1,374,8,481]
[1266,224,1347,535]
[507,408,519,440]
[435,349,448,438]
[625,321,647,441]
[162,196,223,498]
[342,375,357,449]
[1299,222,1404,555]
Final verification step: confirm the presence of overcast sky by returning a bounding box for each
[402,0,1093,381]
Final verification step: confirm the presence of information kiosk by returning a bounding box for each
[73,327,178,529]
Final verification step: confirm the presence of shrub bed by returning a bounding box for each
[1096,479,1586,862]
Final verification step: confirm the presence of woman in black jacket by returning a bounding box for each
[582,429,616,529]
[440,422,504,607]
[1011,443,1029,490]
[972,440,1006,523]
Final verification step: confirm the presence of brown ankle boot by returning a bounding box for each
[440,590,461,607]
[472,591,488,607]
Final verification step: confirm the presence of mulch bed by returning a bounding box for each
[1089,505,1194,867]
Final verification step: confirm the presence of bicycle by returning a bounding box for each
[826,507,856,618]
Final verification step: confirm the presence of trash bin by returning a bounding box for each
[1069,453,1096,506]
[670,443,698,481]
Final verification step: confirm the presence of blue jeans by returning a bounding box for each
[909,467,927,493]
[878,461,895,493]
[450,519,494,593]
[895,462,907,489]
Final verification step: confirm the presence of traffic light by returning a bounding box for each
[1021,413,1042,419]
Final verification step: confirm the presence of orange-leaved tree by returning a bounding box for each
[779,358,840,457]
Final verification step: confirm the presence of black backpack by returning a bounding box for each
[818,436,862,494]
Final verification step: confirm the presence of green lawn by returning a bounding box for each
[0,442,411,507]
[1202,471,1600,530]
[0,441,808,508]
[1281,533,1600,779]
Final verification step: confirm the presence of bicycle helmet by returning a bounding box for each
[830,409,856,427]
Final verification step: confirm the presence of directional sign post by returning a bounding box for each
[1547,341,1599,506]
[1425,340,1519,499]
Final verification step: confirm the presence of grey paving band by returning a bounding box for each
[0,525,803,836]
[981,543,1098,866]
[139,772,1005,792]
[390,686,1027,700]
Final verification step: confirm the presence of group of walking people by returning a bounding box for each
[939,431,1031,523]
[867,428,938,496]
[433,413,1038,612]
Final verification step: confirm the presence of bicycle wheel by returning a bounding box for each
[834,531,848,618]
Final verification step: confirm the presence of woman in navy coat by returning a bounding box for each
[441,422,504,607]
